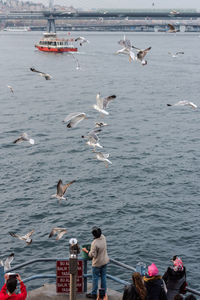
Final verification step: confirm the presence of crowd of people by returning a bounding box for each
[0,226,196,300]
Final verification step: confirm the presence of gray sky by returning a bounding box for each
[35,0,200,10]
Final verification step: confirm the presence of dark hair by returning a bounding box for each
[6,278,17,294]
[185,295,197,300]
[132,272,147,300]
[174,295,184,300]
[91,227,101,239]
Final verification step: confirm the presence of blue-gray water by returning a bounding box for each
[0,31,200,293]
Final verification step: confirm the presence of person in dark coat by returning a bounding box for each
[143,263,167,300]
[122,272,147,300]
[163,256,187,300]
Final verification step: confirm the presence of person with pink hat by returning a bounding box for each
[163,256,187,300]
[143,263,167,300]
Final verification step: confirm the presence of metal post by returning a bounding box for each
[0,266,4,289]
[69,257,77,300]
[83,259,87,292]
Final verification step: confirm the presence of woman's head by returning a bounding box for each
[6,278,17,294]
[91,226,102,239]
[148,263,159,276]
[132,272,147,300]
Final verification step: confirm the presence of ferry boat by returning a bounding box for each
[35,32,78,53]
[3,26,31,32]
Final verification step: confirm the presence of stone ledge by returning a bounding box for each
[27,283,122,300]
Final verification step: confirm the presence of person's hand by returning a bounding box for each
[82,248,88,253]
[4,274,9,283]
[16,274,22,283]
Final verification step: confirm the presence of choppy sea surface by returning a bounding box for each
[1,31,200,293]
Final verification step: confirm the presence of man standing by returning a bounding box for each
[82,226,109,299]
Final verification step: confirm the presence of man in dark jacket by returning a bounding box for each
[163,256,187,300]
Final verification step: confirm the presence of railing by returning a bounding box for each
[0,257,199,297]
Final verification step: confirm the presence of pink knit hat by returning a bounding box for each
[173,257,183,271]
[148,263,159,276]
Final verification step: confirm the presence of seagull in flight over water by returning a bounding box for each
[13,133,34,145]
[167,101,197,109]
[95,152,112,168]
[75,36,90,46]
[82,129,103,150]
[168,51,184,58]
[9,230,34,245]
[51,179,76,201]
[7,85,14,94]
[30,67,52,80]
[0,253,14,271]
[132,45,151,65]
[93,93,116,115]
[167,24,178,33]
[63,112,87,128]
[49,228,67,240]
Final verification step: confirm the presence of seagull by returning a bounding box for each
[30,67,52,80]
[169,10,180,16]
[0,253,14,271]
[168,51,184,58]
[13,133,34,145]
[95,122,108,128]
[167,24,178,33]
[51,179,76,201]
[132,45,151,65]
[63,112,87,128]
[82,129,103,150]
[49,228,67,240]
[115,47,136,63]
[95,152,112,168]
[167,101,197,109]
[7,85,14,94]
[75,36,89,46]
[118,35,132,49]
[93,93,116,115]
[9,230,34,245]
[71,53,81,70]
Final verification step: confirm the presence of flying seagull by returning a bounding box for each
[132,45,151,65]
[51,179,76,201]
[95,152,112,168]
[168,51,184,58]
[95,122,108,128]
[118,35,132,49]
[167,101,197,109]
[115,47,136,63]
[13,133,34,145]
[82,129,103,150]
[93,93,116,115]
[63,112,87,128]
[0,253,14,271]
[30,67,52,80]
[9,230,34,245]
[167,24,178,33]
[49,228,67,240]
[75,36,89,46]
[7,85,14,94]
[71,53,80,70]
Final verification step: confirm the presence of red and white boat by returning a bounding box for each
[35,32,78,53]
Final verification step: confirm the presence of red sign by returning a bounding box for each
[56,260,83,294]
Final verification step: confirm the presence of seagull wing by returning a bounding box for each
[103,95,116,109]
[66,113,86,128]
[49,228,57,238]
[96,94,104,109]
[176,51,184,55]
[56,229,67,240]
[9,232,24,240]
[168,24,175,31]
[57,179,64,196]
[24,230,34,239]
[63,112,83,123]
[30,67,42,74]
[62,180,76,195]
[13,137,24,144]
[4,253,14,271]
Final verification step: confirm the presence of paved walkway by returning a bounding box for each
[27,283,123,300]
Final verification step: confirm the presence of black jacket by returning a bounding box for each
[122,284,142,300]
[163,266,186,300]
[144,275,167,300]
